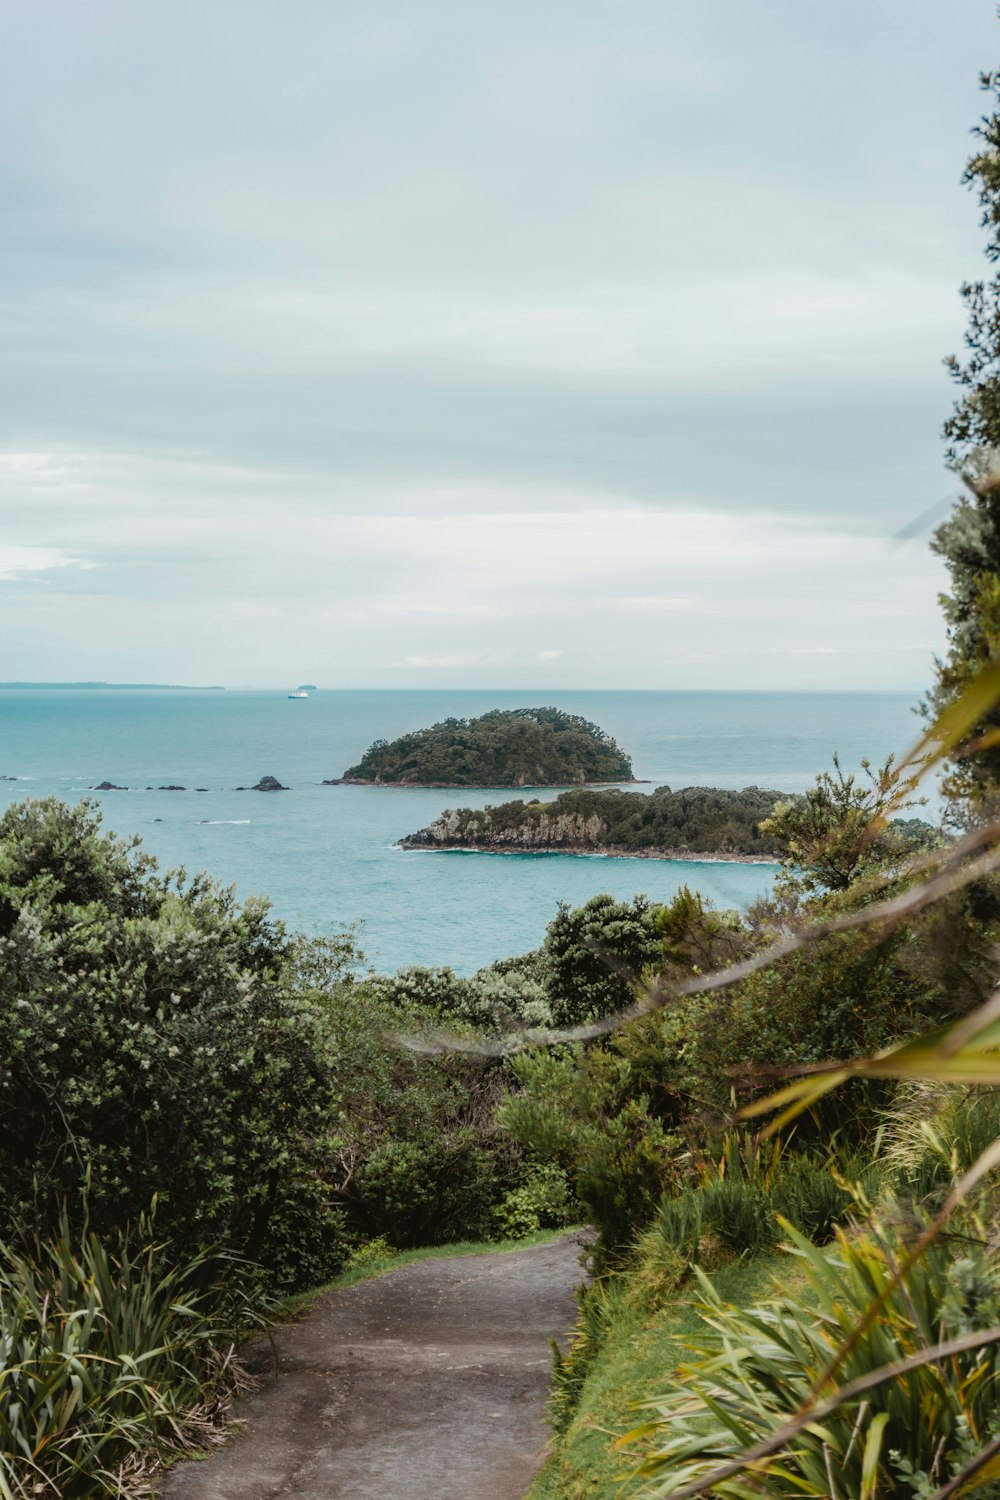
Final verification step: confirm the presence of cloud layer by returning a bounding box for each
[1,0,993,685]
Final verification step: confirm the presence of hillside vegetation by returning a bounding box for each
[399,784,786,857]
[334,707,635,786]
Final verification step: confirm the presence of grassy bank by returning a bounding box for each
[528,1254,783,1500]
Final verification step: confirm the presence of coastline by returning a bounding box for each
[325,777,651,788]
[396,841,779,866]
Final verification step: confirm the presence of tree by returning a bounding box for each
[543,893,664,1027]
[0,798,339,1284]
[760,755,932,894]
[932,66,1000,809]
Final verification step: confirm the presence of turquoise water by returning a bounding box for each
[0,689,923,974]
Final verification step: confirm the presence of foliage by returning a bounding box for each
[363,962,553,1031]
[0,1215,273,1499]
[646,1134,860,1266]
[548,1278,627,1439]
[0,798,334,1286]
[490,1162,577,1240]
[500,1046,685,1267]
[762,754,936,893]
[341,706,634,786]
[318,984,522,1247]
[627,1217,1000,1499]
[528,1257,782,1500]
[401,784,790,856]
[543,893,664,1028]
[928,64,1000,808]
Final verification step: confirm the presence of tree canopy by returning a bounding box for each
[400,784,790,856]
[336,707,634,787]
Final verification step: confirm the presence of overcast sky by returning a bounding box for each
[2,1,997,688]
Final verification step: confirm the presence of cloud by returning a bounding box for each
[0,0,989,685]
[0,546,95,581]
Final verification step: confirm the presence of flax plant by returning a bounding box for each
[0,1216,273,1499]
[623,1218,1000,1498]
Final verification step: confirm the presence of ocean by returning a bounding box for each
[0,688,924,974]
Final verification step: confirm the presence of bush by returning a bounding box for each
[543,894,664,1027]
[630,1215,1000,1498]
[0,799,332,1287]
[0,1215,273,1499]
[491,1162,577,1240]
[321,985,522,1247]
[501,1047,684,1267]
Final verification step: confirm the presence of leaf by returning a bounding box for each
[859,1411,889,1499]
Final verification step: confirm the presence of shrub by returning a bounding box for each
[500,1046,685,1267]
[0,1216,273,1499]
[491,1162,577,1240]
[0,799,333,1287]
[543,894,664,1027]
[548,1279,626,1438]
[629,1216,1000,1498]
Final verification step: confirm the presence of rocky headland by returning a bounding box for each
[397,786,789,861]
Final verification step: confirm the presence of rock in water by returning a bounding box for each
[237,774,289,792]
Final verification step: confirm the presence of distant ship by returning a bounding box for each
[287,690,309,699]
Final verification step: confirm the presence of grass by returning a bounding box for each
[526,1254,783,1500]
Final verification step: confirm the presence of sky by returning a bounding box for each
[1,0,998,689]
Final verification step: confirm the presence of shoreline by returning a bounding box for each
[325,777,650,788]
[396,842,779,866]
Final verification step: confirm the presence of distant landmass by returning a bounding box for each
[398,785,787,859]
[328,707,637,787]
[0,682,225,690]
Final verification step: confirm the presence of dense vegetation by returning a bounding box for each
[9,43,1000,1500]
[0,799,582,1494]
[402,784,789,856]
[336,707,635,786]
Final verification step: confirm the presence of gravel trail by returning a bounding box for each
[159,1234,585,1500]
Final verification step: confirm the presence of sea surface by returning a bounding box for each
[0,689,924,974]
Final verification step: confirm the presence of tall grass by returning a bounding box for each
[0,1216,274,1499]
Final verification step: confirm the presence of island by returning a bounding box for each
[327,707,638,787]
[397,785,789,860]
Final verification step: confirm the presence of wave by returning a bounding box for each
[198,819,251,826]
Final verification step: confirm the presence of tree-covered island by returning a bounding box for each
[398,781,940,862]
[399,785,785,859]
[328,707,637,787]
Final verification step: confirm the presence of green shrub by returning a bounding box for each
[501,1047,684,1268]
[342,1235,397,1273]
[491,1163,576,1240]
[0,798,332,1285]
[880,1082,1000,1204]
[770,1153,860,1242]
[629,1216,1000,1498]
[0,1216,273,1499]
[698,1175,776,1255]
[651,1190,705,1264]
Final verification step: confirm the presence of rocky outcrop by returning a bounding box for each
[400,808,609,852]
[397,785,791,861]
[92,780,128,791]
[237,774,289,792]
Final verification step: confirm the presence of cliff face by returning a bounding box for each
[397,785,793,860]
[401,807,609,851]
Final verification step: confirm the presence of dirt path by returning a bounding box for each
[160,1235,586,1500]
